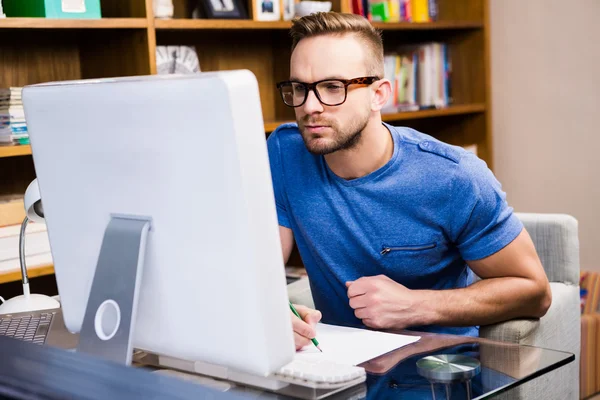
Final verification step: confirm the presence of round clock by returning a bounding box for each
[156,46,201,75]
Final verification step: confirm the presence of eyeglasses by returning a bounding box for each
[276,76,380,107]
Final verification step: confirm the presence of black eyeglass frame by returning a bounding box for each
[275,76,380,107]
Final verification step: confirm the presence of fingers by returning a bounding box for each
[349,294,366,310]
[294,305,322,326]
[306,311,322,326]
[353,307,369,320]
[346,278,368,298]
[362,319,378,329]
[291,310,315,336]
[294,332,312,350]
[291,308,318,351]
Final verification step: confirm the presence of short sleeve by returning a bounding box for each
[266,131,291,229]
[448,153,523,261]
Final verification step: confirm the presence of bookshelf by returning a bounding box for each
[0,18,148,28]
[0,0,491,282]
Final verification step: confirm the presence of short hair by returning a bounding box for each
[289,12,384,77]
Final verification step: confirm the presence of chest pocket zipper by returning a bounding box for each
[380,243,437,255]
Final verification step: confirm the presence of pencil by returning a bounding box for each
[289,301,322,352]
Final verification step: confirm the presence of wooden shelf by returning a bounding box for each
[264,104,486,133]
[155,19,482,31]
[0,264,54,285]
[0,145,32,158]
[0,18,148,29]
[382,103,486,121]
[155,19,292,30]
[373,21,483,30]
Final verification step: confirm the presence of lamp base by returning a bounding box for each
[0,294,60,315]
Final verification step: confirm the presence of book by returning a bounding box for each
[0,87,27,145]
[411,0,429,22]
[382,42,450,113]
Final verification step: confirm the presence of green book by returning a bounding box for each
[3,0,101,19]
[370,2,390,22]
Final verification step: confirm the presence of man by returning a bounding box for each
[267,12,552,350]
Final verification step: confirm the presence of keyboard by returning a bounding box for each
[274,358,366,389]
[0,312,54,345]
[158,354,367,391]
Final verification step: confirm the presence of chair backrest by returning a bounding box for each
[515,212,580,285]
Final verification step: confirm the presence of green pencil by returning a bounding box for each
[289,301,322,352]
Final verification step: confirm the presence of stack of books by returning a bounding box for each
[382,42,451,113]
[0,87,28,146]
[352,0,438,23]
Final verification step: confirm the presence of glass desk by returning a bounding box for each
[135,330,574,400]
[0,324,574,400]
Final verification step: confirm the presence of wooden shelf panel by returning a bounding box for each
[372,21,483,30]
[0,145,32,158]
[155,19,292,30]
[264,103,486,132]
[382,103,486,121]
[155,19,482,31]
[0,18,148,29]
[0,264,54,285]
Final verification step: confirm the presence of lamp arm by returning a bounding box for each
[18,216,30,287]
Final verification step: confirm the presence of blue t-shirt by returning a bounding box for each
[267,122,523,337]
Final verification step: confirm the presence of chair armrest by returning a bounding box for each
[480,282,579,348]
[480,318,540,344]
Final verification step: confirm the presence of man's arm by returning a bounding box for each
[279,225,324,348]
[280,226,294,265]
[419,228,552,326]
[347,228,552,330]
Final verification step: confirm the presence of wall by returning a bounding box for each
[489,0,600,272]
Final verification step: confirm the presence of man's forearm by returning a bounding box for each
[411,277,551,327]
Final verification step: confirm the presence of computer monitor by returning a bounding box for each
[21,71,295,377]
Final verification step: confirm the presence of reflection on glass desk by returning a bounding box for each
[134,330,574,400]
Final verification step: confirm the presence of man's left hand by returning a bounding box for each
[346,275,422,330]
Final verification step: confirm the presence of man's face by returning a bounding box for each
[290,34,373,155]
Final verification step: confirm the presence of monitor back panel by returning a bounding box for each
[22,71,295,376]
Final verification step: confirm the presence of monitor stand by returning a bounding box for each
[77,214,151,365]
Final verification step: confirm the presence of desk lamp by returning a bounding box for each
[0,179,60,315]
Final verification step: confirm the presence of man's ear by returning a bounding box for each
[371,79,393,112]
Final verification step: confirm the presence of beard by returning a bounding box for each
[298,112,370,155]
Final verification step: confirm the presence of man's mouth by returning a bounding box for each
[304,125,329,133]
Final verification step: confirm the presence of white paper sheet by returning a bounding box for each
[295,323,420,366]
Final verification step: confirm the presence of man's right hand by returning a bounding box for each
[290,304,322,350]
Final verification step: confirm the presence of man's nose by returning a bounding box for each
[302,89,324,114]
